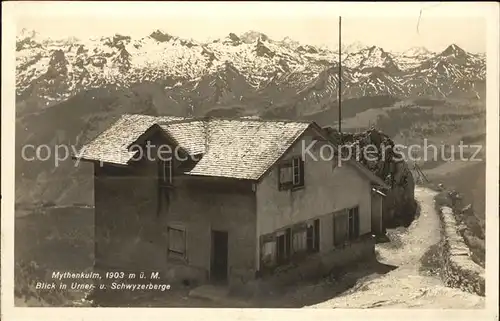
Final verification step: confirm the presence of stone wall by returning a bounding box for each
[241,235,375,296]
[438,206,485,296]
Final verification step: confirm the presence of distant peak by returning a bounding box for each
[342,41,368,53]
[280,36,300,49]
[368,45,384,52]
[441,43,466,56]
[297,44,319,54]
[228,33,240,42]
[16,28,43,51]
[221,33,241,46]
[18,28,37,39]
[150,29,167,35]
[240,30,269,44]
[402,46,432,56]
[360,45,388,57]
[149,29,173,42]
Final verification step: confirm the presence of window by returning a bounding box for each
[292,229,307,253]
[333,207,360,246]
[160,159,173,185]
[279,164,293,186]
[278,157,304,190]
[167,226,186,258]
[306,219,320,253]
[261,241,276,267]
[292,158,303,186]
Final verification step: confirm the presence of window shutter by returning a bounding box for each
[354,207,360,238]
[292,158,299,185]
[347,207,360,240]
[334,211,348,246]
[277,235,286,264]
[313,219,320,252]
[306,225,314,251]
[168,226,186,258]
[285,228,292,259]
[299,158,305,185]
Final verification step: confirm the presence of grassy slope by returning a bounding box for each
[434,161,486,221]
[15,207,94,306]
[15,84,190,206]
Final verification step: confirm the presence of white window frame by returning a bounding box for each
[292,157,302,185]
[292,229,307,253]
[279,156,304,190]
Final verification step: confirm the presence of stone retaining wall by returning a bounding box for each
[438,206,485,296]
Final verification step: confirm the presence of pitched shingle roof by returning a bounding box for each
[75,114,388,186]
[75,114,310,179]
[75,114,183,165]
[187,119,310,180]
[158,120,207,156]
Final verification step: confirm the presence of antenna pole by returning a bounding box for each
[338,16,342,134]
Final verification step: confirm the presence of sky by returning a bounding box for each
[13,2,489,53]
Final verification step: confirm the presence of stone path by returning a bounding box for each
[308,187,485,309]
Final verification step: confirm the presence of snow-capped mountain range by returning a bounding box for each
[16,29,486,115]
[13,29,487,206]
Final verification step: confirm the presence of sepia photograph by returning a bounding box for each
[1,1,499,320]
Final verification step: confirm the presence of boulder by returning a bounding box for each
[325,127,417,227]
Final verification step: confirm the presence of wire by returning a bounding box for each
[417,3,444,34]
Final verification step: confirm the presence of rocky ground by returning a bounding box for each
[308,187,484,309]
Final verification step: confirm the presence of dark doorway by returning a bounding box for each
[211,230,228,283]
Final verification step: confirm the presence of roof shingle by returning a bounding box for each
[158,120,207,156]
[76,114,388,188]
[187,119,310,180]
[75,114,183,165]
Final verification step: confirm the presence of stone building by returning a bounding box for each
[75,114,388,290]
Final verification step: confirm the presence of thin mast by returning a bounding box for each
[338,16,342,134]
